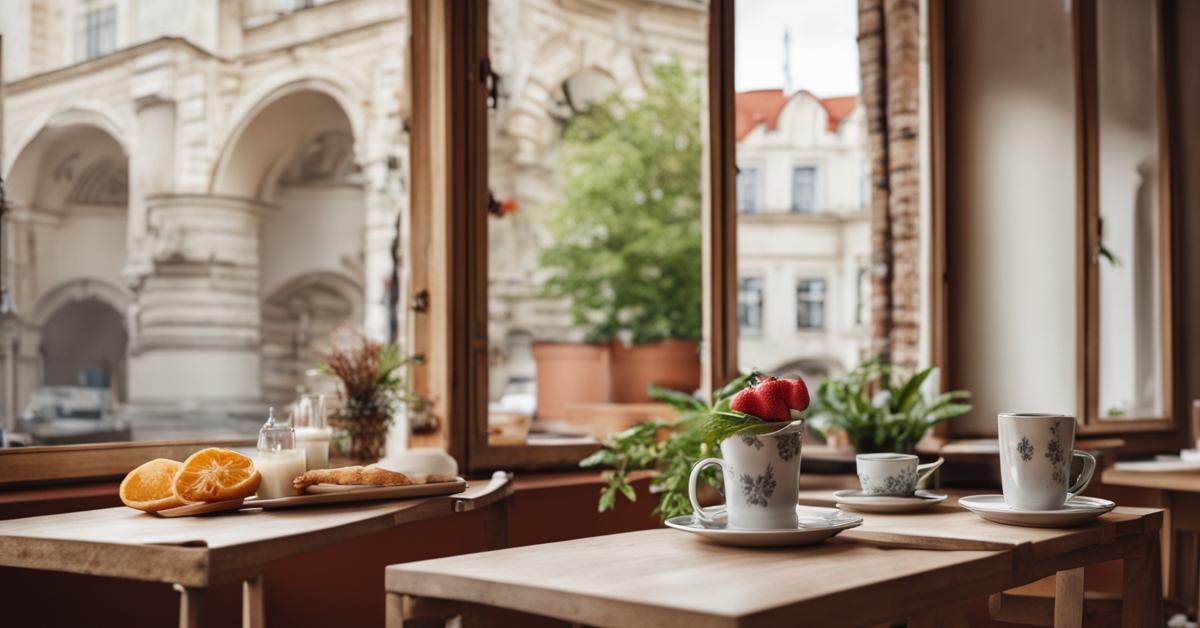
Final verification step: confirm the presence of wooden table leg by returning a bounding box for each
[1123,531,1164,627]
[243,574,265,628]
[390,593,461,628]
[173,584,205,628]
[1054,567,1084,628]
[482,499,510,551]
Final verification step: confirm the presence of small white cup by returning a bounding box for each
[856,453,943,496]
[687,422,805,530]
[998,412,1096,511]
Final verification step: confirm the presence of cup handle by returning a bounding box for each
[1066,450,1097,500]
[688,457,728,526]
[915,457,944,487]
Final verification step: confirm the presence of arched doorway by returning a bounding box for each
[212,85,375,405]
[39,298,128,401]
[261,273,363,405]
[5,114,130,412]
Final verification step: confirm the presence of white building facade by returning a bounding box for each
[1,0,410,419]
[0,0,712,426]
[734,88,871,378]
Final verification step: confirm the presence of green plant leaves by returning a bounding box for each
[539,62,703,344]
[807,360,971,452]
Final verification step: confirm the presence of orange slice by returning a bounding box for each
[120,458,186,512]
[172,448,261,503]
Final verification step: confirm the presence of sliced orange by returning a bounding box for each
[120,458,187,512]
[172,448,261,503]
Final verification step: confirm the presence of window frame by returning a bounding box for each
[1075,0,1176,434]
[409,0,740,471]
[931,0,1183,449]
[736,165,762,214]
[794,278,827,331]
[790,164,818,214]
[737,275,765,336]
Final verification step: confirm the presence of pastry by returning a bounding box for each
[292,466,457,490]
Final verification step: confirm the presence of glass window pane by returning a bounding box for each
[486,0,709,446]
[1096,0,1163,419]
[735,0,866,382]
[5,2,409,448]
[791,165,816,213]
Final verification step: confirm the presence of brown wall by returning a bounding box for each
[0,475,659,628]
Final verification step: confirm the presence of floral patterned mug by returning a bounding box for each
[856,453,943,496]
[687,421,805,530]
[998,413,1096,511]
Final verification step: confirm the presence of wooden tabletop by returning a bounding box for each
[0,474,512,588]
[386,499,1162,628]
[388,529,1009,628]
[1102,468,1200,493]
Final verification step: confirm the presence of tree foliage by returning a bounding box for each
[540,62,703,344]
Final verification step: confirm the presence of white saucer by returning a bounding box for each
[959,495,1116,528]
[664,506,862,547]
[833,489,949,513]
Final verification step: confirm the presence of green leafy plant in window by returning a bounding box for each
[580,375,753,520]
[806,360,972,454]
[540,61,702,344]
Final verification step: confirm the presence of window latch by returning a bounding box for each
[412,289,429,313]
[481,57,500,110]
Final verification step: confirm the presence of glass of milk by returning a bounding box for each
[256,407,307,500]
[294,394,332,471]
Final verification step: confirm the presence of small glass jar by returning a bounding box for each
[256,407,307,499]
[294,394,332,471]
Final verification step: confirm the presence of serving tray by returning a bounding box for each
[156,478,468,518]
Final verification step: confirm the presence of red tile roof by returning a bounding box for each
[735,89,857,141]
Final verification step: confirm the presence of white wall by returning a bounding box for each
[947,0,1078,435]
[260,184,366,298]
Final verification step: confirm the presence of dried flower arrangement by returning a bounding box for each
[322,331,416,462]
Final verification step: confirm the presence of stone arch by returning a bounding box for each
[32,278,131,327]
[768,356,846,384]
[260,271,364,405]
[33,279,131,401]
[4,103,131,177]
[210,75,367,199]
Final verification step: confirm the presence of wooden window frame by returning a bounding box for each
[409,0,739,471]
[931,0,1184,450]
[1075,0,1178,437]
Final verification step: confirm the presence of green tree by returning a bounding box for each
[540,62,702,344]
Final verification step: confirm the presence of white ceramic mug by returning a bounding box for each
[998,412,1096,511]
[856,453,943,496]
[687,422,804,530]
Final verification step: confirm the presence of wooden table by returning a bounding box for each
[385,498,1162,628]
[0,473,512,628]
[1103,467,1200,613]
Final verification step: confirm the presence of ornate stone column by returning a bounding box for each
[126,194,269,404]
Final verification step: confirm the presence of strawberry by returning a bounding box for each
[785,378,810,413]
[731,386,790,422]
[757,379,794,416]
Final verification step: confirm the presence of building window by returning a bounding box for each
[791,165,817,213]
[855,267,869,325]
[737,166,761,213]
[738,277,764,333]
[75,3,117,61]
[796,279,826,329]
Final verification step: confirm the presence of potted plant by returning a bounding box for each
[538,61,703,405]
[322,332,415,462]
[582,373,810,520]
[805,360,972,454]
[581,375,752,519]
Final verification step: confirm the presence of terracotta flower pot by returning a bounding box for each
[532,342,611,421]
[609,339,700,403]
